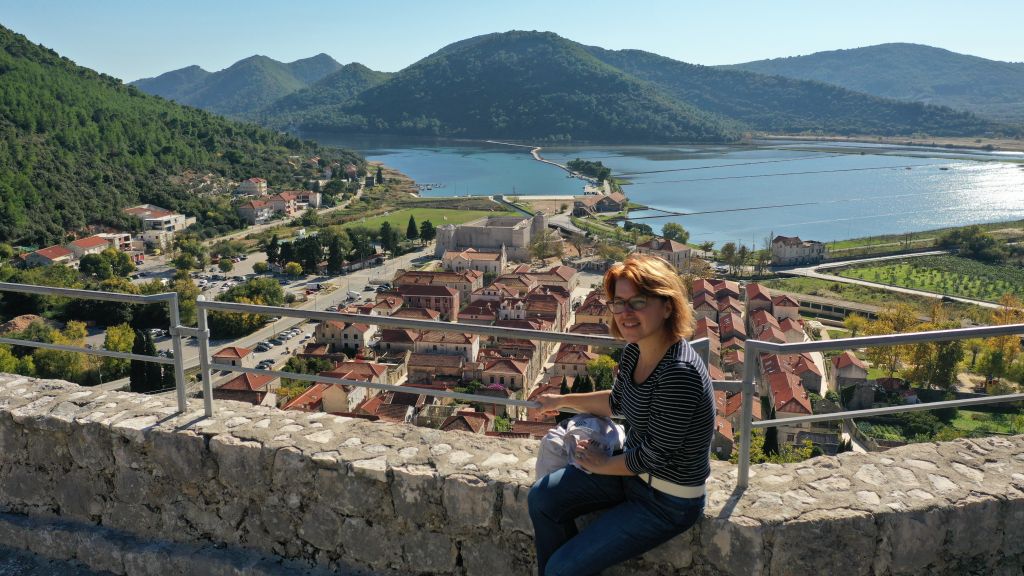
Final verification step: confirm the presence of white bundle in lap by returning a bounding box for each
[534,414,626,478]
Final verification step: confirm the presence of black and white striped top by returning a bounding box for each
[609,339,716,486]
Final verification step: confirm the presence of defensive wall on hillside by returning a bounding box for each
[2,373,1024,576]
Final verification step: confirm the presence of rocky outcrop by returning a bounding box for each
[1,373,1023,575]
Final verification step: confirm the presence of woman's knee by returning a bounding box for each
[527,478,551,518]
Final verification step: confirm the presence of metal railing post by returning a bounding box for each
[737,340,760,489]
[196,297,214,417]
[168,295,188,413]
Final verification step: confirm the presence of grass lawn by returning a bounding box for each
[338,208,513,232]
[951,410,1021,434]
[834,255,1024,302]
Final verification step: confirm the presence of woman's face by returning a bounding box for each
[612,278,671,345]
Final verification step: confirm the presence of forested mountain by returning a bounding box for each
[257,63,392,128]
[585,46,1000,137]
[288,31,743,142]
[0,25,361,246]
[131,53,343,117]
[726,43,1024,124]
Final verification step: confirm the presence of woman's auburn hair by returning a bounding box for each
[603,253,694,341]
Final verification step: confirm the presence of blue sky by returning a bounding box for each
[2,0,1021,82]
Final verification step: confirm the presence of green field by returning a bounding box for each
[951,410,1023,435]
[339,208,513,232]
[835,255,1024,302]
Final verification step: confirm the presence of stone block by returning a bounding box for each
[210,433,269,492]
[401,530,456,573]
[947,496,1001,559]
[460,534,535,576]
[151,430,215,482]
[0,463,55,507]
[103,502,164,538]
[298,505,343,552]
[769,508,876,576]
[442,474,497,531]
[318,468,393,521]
[339,517,400,571]
[701,515,765,576]
[75,528,127,575]
[500,482,533,536]
[25,427,70,471]
[1003,497,1024,557]
[876,507,948,574]
[68,421,114,470]
[0,413,26,463]
[391,465,444,528]
[56,466,109,520]
[272,446,315,489]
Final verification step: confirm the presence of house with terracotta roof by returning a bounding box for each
[749,309,780,334]
[831,351,869,389]
[67,235,114,259]
[212,346,254,369]
[571,192,626,216]
[712,280,741,300]
[378,329,417,354]
[309,361,390,413]
[718,312,746,341]
[691,278,714,299]
[634,237,692,270]
[754,324,787,345]
[766,371,813,446]
[711,416,734,458]
[574,292,609,326]
[408,353,465,384]
[525,265,579,292]
[314,320,374,352]
[442,247,508,275]
[280,383,328,413]
[510,419,557,439]
[123,204,195,249]
[235,177,268,196]
[395,285,459,321]
[414,331,479,361]
[722,349,745,376]
[492,273,538,296]
[695,317,719,337]
[458,300,500,325]
[721,391,763,430]
[551,348,598,379]
[771,235,826,265]
[390,307,441,322]
[236,200,274,225]
[265,192,299,216]
[24,245,75,268]
[469,283,518,303]
[369,296,403,316]
[717,296,744,317]
[692,292,719,322]
[394,269,483,302]
[213,373,277,405]
[440,410,494,434]
[779,317,805,343]
[745,283,773,315]
[772,294,802,321]
[482,358,529,391]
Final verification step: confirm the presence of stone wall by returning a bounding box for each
[1,373,1024,576]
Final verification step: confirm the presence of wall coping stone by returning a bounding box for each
[2,373,1024,575]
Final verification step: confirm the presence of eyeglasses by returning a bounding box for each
[608,296,651,314]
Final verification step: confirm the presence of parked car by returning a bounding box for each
[269,338,284,346]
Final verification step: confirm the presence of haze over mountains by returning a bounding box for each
[132,31,1019,143]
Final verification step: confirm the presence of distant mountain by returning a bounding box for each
[288,31,743,143]
[131,54,343,117]
[132,64,210,102]
[584,46,998,137]
[726,43,1024,124]
[258,63,392,128]
[0,25,360,245]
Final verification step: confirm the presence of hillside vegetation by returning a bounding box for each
[0,25,361,246]
[726,43,1024,124]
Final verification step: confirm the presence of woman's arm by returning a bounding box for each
[535,390,613,418]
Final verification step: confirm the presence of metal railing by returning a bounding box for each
[0,282,191,411]
[194,299,739,418]
[736,322,1024,488]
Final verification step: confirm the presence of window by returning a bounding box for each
[500,377,505,385]
[490,376,494,384]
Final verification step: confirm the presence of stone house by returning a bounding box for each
[213,373,277,405]
[395,285,460,321]
[414,331,480,362]
[771,235,826,265]
[550,348,598,379]
[772,294,802,321]
[745,283,773,315]
[314,320,374,352]
[407,353,464,384]
[634,237,692,270]
[236,200,274,225]
[482,358,529,391]
[67,235,113,259]
[831,351,869,389]
[441,247,508,275]
[24,245,75,268]
[212,346,254,369]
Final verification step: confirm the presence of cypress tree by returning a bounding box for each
[144,331,161,392]
[129,329,147,393]
[406,215,419,241]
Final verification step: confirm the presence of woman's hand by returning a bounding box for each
[573,439,609,473]
[535,393,563,417]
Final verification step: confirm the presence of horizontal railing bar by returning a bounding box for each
[0,282,176,304]
[752,392,1024,428]
[198,300,630,348]
[0,337,175,365]
[747,322,1024,355]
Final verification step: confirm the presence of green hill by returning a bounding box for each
[131,53,342,118]
[291,31,741,142]
[726,43,1024,124]
[0,25,361,246]
[585,46,1001,137]
[258,63,392,128]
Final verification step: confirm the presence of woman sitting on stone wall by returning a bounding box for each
[529,254,716,575]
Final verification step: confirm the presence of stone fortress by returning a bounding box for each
[434,213,550,262]
[2,373,1024,576]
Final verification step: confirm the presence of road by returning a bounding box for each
[779,250,1001,310]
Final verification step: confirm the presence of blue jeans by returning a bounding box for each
[528,466,705,576]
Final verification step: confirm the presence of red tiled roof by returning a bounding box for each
[712,280,740,297]
[745,283,772,302]
[281,383,327,411]
[833,351,868,370]
[693,292,717,310]
[554,348,598,365]
[724,392,763,421]
[691,278,715,297]
[392,307,441,321]
[772,294,801,308]
[767,372,812,414]
[719,313,746,338]
[569,322,609,336]
[217,372,274,392]
[707,363,726,381]
[69,236,110,249]
[213,346,251,359]
[779,317,803,333]
[511,419,556,439]
[379,329,417,344]
[750,309,779,330]
[716,415,734,441]
[417,331,476,344]
[408,353,464,368]
[484,358,528,375]
[33,245,74,260]
[717,296,744,313]
[636,237,689,253]
[397,284,458,297]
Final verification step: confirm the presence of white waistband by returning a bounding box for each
[640,473,706,499]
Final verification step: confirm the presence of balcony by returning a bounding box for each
[1,281,1023,575]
